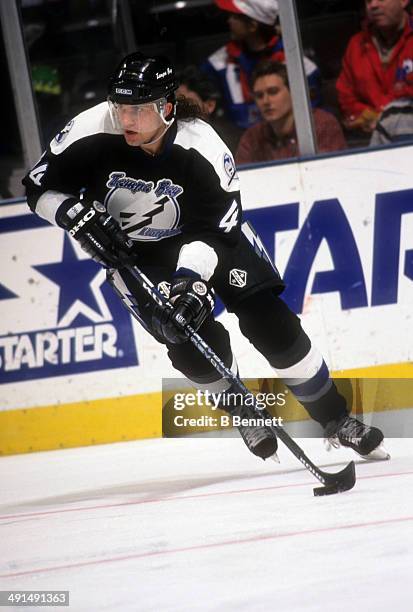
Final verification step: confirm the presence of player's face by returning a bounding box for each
[114,101,171,146]
[365,0,408,29]
[253,74,293,123]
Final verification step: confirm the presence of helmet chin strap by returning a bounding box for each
[140,107,175,146]
[141,117,174,146]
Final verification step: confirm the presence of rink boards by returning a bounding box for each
[1,143,413,453]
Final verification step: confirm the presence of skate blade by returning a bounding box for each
[269,452,280,463]
[325,439,390,461]
[324,437,340,452]
[360,442,391,461]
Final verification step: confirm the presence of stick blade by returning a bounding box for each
[313,460,356,496]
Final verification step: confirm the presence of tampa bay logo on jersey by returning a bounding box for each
[0,212,138,384]
[105,172,182,241]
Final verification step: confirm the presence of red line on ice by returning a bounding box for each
[0,469,412,522]
[2,515,413,578]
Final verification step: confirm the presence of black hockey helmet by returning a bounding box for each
[108,52,179,105]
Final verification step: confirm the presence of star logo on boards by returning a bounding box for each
[33,234,106,327]
[0,225,139,384]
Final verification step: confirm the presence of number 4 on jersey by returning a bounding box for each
[219,200,239,233]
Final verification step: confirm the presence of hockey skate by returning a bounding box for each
[324,414,390,461]
[232,404,279,461]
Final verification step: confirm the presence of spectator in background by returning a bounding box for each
[236,61,346,165]
[203,0,321,130]
[177,65,242,152]
[337,0,413,134]
[370,96,413,143]
[177,66,220,117]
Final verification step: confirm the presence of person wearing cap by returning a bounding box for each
[236,60,346,164]
[202,0,321,130]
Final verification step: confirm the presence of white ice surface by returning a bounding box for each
[1,437,412,612]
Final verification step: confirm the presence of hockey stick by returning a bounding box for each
[114,262,355,496]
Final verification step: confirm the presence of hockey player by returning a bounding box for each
[23,52,388,462]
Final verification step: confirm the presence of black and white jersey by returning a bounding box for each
[23,102,241,267]
[23,101,283,307]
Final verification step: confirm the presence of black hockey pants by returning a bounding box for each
[167,288,348,428]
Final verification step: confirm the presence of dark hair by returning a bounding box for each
[256,22,277,41]
[251,60,289,90]
[174,66,220,122]
[175,95,206,122]
[177,65,219,102]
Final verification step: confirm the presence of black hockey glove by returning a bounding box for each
[153,274,215,344]
[56,198,134,268]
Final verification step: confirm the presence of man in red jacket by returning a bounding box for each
[336,0,413,134]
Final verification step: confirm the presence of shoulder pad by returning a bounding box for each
[50,102,117,155]
[175,119,239,193]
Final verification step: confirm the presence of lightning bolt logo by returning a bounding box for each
[120,196,169,232]
[242,220,280,277]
